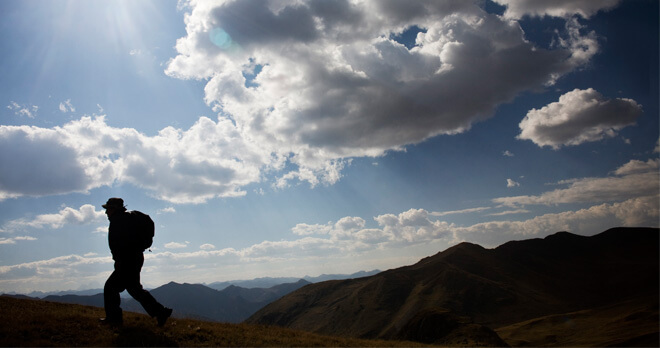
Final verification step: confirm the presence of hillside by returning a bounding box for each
[0,296,429,347]
[247,227,659,346]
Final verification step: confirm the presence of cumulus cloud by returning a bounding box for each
[7,101,38,118]
[288,198,656,250]
[291,216,371,242]
[165,241,189,249]
[3,204,104,231]
[0,122,114,200]
[494,158,659,206]
[239,237,337,261]
[614,158,660,176]
[507,178,521,187]
[374,208,453,245]
[291,222,332,236]
[199,243,215,250]
[0,253,111,293]
[166,0,599,186]
[59,99,75,113]
[292,209,452,247]
[493,0,621,19]
[0,1,611,203]
[517,88,642,149]
[157,207,176,214]
[0,116,277,203]
[0,236,37,245]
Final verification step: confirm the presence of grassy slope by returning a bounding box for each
[0,297,428,347]
[495,296,659,347]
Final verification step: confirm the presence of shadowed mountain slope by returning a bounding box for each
[138,280,311,322]
[246,227,659,346]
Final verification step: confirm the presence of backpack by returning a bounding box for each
[128,210,155,251]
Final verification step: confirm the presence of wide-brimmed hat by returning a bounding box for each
[102,197,125,209]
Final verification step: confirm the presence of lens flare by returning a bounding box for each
[209,27,233,49]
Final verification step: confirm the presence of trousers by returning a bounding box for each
[104,254,165,320]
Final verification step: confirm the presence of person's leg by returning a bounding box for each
[103,267,125,323]
[123,256,168,318]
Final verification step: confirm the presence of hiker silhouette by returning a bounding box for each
[100,197,172,327]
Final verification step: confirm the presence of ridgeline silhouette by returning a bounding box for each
[42,280,311,323]
[247,227,659,346]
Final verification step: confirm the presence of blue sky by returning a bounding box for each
[1,0,658,293]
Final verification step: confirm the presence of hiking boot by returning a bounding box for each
[156,307,172,327]
[99,317,123,327]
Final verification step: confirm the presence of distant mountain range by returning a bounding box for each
[39,280,309,323]
[20,288,106,299]
[246,227,659,347]
[8,270,379,323]
[14,270,380,298]
[206,270,381,290]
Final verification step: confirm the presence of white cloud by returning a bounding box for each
[0,122,113,199]
[488,209,530,216]
[239,237,337,261]
[614,158,660,176]
[503,150,514,157]
[494,158,659,207]
[0,236,37,245]
[430,206,490,217]
[0,253,112,293]
[199,243,215,250]
[292,209,451,247]
[7,101,38,118]
[165,0,598,186]
[59,99,75,113]
[157,207,176,214]
[507,178,521,187]
[517,88,642,149]
[3,204,105,231]
[374,208,452,245]
[291,222,332,236]
[0,116,277,204]
[493,0,621,19]
[0,2,619,204]
[165,242,189,249]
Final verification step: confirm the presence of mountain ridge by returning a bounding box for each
[38,279,311,323]
[206,270,381,290]
[246,227,659,346]
[8,270,380,322]
[5,270,380,298]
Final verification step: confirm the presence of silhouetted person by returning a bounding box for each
[100,197,172,327]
